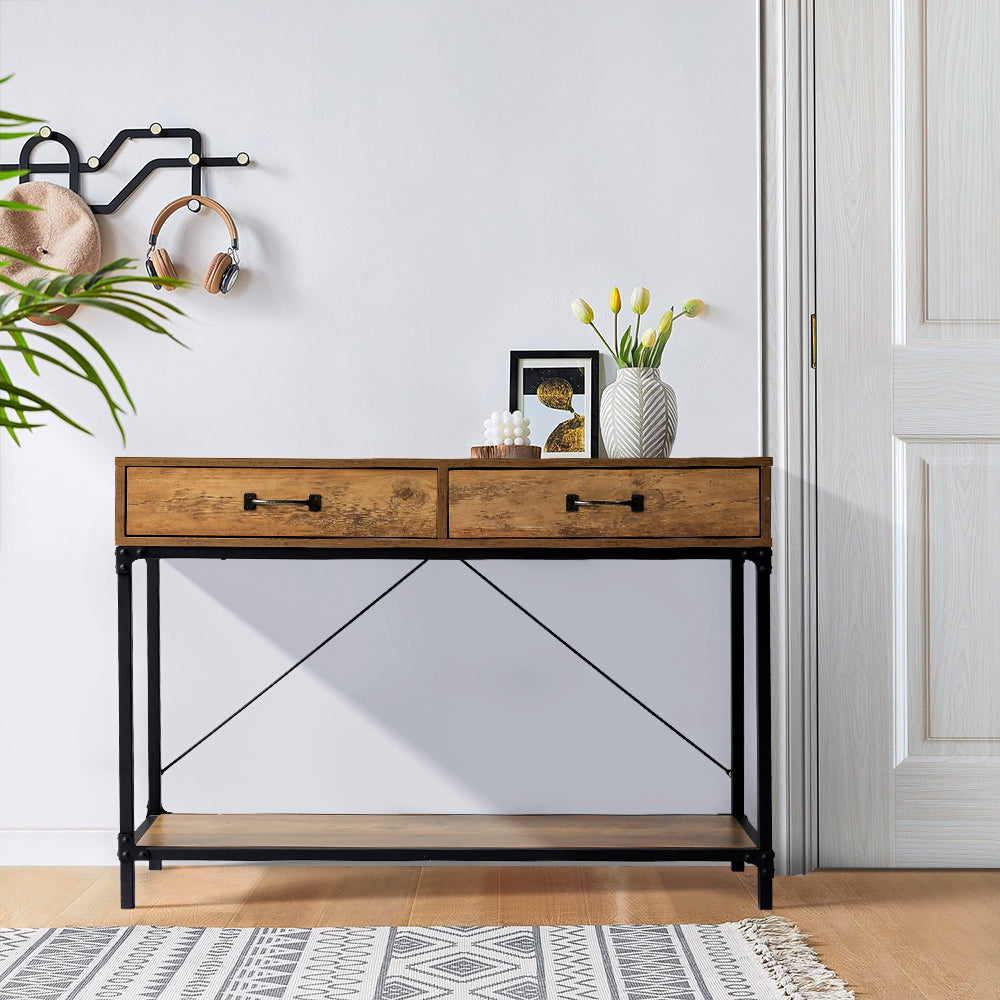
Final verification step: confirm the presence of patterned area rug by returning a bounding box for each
[0,917,853,999]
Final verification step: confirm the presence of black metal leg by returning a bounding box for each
[119,859,135,908]
[730,558,745,871]
[108,542,775,906]
[757,852,775,909]
[755,552,774,909]
[147,560,164,831]
[117,550,136,908]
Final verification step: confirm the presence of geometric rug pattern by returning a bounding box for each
[0,919,853,999]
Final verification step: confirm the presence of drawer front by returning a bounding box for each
[448,467,762,539]
[126,467,438,538]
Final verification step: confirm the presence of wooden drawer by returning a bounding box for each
[448,467,762,539]
[125,466,438,538]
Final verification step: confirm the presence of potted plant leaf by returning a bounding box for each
[0,77,185,444]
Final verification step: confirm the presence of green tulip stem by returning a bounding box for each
[613,312,618,355]
[589,321,615,358]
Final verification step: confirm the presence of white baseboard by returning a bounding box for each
[0,830,117,866]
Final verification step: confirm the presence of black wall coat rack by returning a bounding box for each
[0,124,250,214]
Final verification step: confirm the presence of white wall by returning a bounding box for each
[0,0,760,862]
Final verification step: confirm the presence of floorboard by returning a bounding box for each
[2,866,999,1000]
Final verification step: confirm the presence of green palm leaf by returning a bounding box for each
[1,332,130,439]
[0,378,92,434]
[0,246,61,270]
[0,81,187,444]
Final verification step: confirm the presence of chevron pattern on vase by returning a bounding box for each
[600,366,678,458]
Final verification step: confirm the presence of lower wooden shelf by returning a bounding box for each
[137,813,755,854]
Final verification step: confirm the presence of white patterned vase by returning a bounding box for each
[600,366,677,458]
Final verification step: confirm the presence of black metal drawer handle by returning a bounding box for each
[244,493,322,512]
[566,493,644,513]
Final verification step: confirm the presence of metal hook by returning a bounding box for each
[17,129,82,193]
[0,125,250,214]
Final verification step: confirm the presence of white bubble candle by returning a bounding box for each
[483,410,531,446]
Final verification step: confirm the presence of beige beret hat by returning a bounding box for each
[0,180,102,325]
[0,180,101,281]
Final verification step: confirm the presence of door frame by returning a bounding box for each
[760,0,818,875]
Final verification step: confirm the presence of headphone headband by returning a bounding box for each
[148,195,239,248]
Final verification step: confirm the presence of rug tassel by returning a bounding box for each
[736,916,855,999]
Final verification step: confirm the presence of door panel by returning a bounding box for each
[818,0,1000,865]
[904,445,1000,758]
[925,459,1000,739]
[921,0,1000,327]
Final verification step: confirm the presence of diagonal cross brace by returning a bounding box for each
[460,560,732,776]
[161,559,429,773]
[161,557,729,779]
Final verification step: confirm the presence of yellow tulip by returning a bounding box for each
[630,286,650,315]
[570,298,594,324]
[640,328,657,348]
[683,298,705,317]
[657,309,674,335]
[610,286,621,314]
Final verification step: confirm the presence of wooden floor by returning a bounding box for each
[2,866,999,999]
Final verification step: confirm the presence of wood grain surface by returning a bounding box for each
[117,457,773,469]
[470,446,542,459]
[893,344,1000,437]
[923,0,1000,325]
[116,458,772,547]
[890,1,1000,865]
[448,467,763,539]
[115,535,773,549]
[125,467,438,539]
[136,814,754,851]
[5,866,1000,997]
[818,0,1000,868]
[815,0,895,866]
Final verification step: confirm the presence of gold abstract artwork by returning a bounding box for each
[538,377,586,453]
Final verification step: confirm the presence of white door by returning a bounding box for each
[817,0,1000,866]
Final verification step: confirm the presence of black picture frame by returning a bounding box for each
[509,350,601,459]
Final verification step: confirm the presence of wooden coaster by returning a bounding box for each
[471,445,542,459]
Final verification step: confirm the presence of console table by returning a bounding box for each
[115,457,774,909]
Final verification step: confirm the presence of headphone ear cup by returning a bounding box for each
[203,252,231,295]
[150,248,178,290]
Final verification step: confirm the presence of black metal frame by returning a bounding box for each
[1,126,250,215]
[115,544,774,910]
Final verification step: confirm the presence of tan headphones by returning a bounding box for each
[146,195,240,294]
